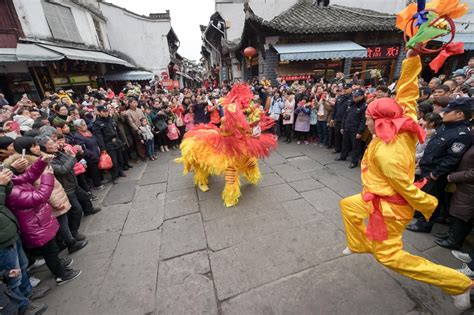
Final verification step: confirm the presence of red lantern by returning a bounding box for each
[243,46,257,60]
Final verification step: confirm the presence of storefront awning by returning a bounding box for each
[436,33,474,50]
[38,44,134,67]
[273,41,367,61]
[16,43,63,61]
[0,48,18,62]
[105,71,154,81]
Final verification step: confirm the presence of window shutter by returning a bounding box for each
[42,2,83,43]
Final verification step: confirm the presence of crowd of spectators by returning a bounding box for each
[0,56,472,313]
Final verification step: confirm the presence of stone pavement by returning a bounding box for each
[34,142,472,314]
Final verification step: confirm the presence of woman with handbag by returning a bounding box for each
[151,103,170,152]
[268,90,285,137]
[171,101,186,144]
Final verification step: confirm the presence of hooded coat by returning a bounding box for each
[6,158,58,248]
[4,153,71,216]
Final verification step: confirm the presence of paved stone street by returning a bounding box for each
[35,143,470,315]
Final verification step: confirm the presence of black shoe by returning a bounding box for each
[335,157,346,161]
[118,173,127,178]
[349,162,358,169]
[22,301,47,315]
[406,223,432,233]
[434,238,462,250]
[126,164,133,168]
[89,194,99,201]
[84,207,101,216]
[112,179,119,185]
[55,269,82,285]
[433,232,449,239]
[28,286,50,301]
[60,257,74,268]
[123,165,129,171]
[68,240,88,254]
[72,232,87,241]
[100,179,109,185]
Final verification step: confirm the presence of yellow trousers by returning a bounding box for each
[340,194,472,295]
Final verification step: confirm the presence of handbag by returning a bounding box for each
[98,152,113,170]
[283,113,291,120]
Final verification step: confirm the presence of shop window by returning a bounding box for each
[42,2,83,43]
[93,18,105,48]
[351,59,395,85]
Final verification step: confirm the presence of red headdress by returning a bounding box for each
[366,98,426,144]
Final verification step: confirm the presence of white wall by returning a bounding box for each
[100,3,172,73]
[12,0,104,49]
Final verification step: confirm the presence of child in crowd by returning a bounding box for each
[139,118,156,161]
[167,119,180,150]
[184,106,195,132]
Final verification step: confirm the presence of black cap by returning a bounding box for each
[352,88,365,97]
[96,105,108,112]
[0,136,14,150]
[442,97,474,112]
[343,83,353,89]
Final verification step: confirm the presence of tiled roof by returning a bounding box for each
[248,3,397,34]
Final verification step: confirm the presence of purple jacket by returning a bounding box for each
[6,159,58,248]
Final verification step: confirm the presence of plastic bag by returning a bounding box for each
[98,152,113,170]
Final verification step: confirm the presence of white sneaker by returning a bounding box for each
[457,263,474,277]
[342,247,354,255]
[297,141,301,145]
[29,276,41,288]
[452,286,472,310]
[452,250,472,264]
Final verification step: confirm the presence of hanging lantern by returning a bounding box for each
[243,46,257,60]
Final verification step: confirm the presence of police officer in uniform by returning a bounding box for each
[407,97,473,233]
[329,83,352,153]
[336,88,367,168]
[92,105,126,184]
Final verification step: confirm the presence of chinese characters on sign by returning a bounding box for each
[278,75,312,81]
[366,45,400,59]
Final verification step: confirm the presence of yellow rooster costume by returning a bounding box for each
[176,84,277,207]
[340,0,472,307]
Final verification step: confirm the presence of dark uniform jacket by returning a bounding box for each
[92,116,123,151]
[449,130,474,222]
[419,121,472,178]
[332,94,352,122]
[341,99,367,134]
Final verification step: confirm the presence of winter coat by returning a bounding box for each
[449,135,474,222]
[0,184,19,250]
[72,131,101,163]
[13,115,34,132]
[6,159,58,248]
[294,105,311,132]
[50,151,78,194]
[184,113,195,131]
[4,154,71,217]
[139,125,154,141]
[282,97,295,125]
[167,124,180,141]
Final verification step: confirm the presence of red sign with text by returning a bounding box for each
[278,75,312,81]
[366,45,400,59]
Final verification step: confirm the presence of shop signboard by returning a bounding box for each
[53,77,69,85]
[173,80,180,88]
[162,79,173,90]
[69,75,90,84]
[366,45,400,59]
[278,75,312,81]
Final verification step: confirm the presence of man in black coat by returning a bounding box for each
[330,83,353,153]
[92,105,125,184]
[336,88,367,168]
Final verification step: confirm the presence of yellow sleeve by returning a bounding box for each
[395,55,422,122]
[373,149,438,219]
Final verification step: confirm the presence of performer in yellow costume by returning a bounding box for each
[340,49,472,310]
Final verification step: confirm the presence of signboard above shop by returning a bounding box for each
[365,45,400,59]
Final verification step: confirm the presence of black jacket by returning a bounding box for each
[92,116,123,151]
[419,121,472,178]
[50,151,78,194]
[332,94,352,122]
[0,184,19,250]
[341,99,366,134]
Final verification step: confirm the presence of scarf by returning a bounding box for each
[366,98,426,144]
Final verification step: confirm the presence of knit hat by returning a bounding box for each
[0,136,14,150]
[13,137,37,156]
